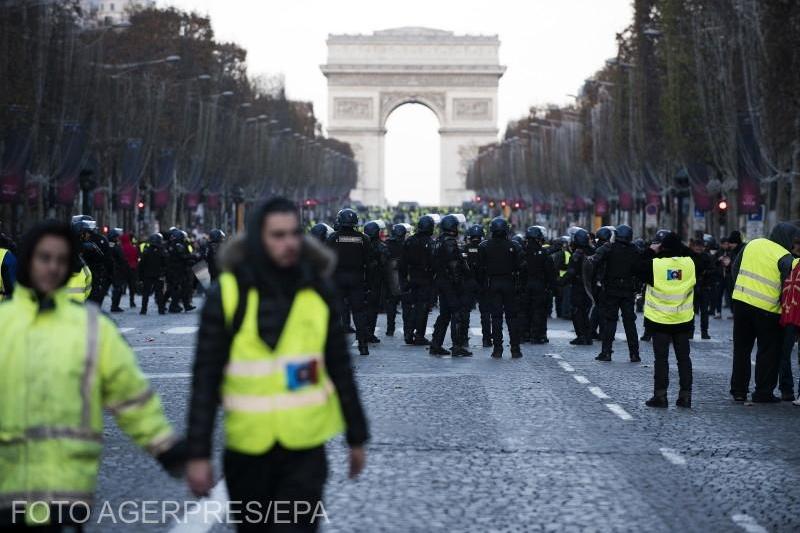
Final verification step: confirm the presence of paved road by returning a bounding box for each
[89,296,800,532]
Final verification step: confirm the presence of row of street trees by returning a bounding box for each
[0,1,357,237]
[467,0,800,239]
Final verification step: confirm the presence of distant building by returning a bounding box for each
[80,0,154,28]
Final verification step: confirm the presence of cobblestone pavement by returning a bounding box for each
[89,296,800,533]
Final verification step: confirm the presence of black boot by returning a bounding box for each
[701,332,711,340]
[629,352,641,363]
[368,335,381,344]
[429,345,450,356]
[358,342,369,356]
[413,336,432,346]
[404,334,414,345]
[595,352,612,362]
[676,390,692,408]
[451,346,472,357]
[491,346,503,359]
[482,337,493,348]
[532,337,549,344]
[510,346,523,359]
[646,393,668,408]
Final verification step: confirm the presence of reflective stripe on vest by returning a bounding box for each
[0,248,7,300]
[219,272,345,454]
[66,265,92,303]
[732,238,788,313]
[644,257,696,324]
[559,250,571,277]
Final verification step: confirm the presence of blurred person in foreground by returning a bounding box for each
[0,221,183,531]
[187,198,368,532]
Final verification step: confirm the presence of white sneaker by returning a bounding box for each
[793,398,800,406]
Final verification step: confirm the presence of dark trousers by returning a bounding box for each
[730,301,784,399]
[570,286,592,341]
[126,268,138,306]
[521,282,549,341]
[407,278,433,340]
[334,275,369,343]
[166,274,185,310]
[141,277,165,314]
[432,282,463,348]
[224,445,327,533]
[779,325,797,395]
[589,286,602,336]
[87,271,107,306]
[365,280,382,337]
[601,292,639,356]
[693,286,712,334]
[110,275,126,309]
[652,330,692,394]
[488,276,519,348]
[385,294,410,334]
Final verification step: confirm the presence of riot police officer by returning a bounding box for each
[430,215,471,357]
[385,223,411,337]
[364,220,391,343]
[400,215,436,346]
[589,226,615,340]
[139,232,168,315]
[107,227,130,313]
[166,229,196,313]
[72,218,108,306]
[588,224,641,361]
[478,217,522,358]
[326,208,372,356]
[563,228,594,345]
[521,226,557,344]
[463,224,492,347]
[206,229,226,282]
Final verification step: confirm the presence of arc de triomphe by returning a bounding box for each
[321,27,506,206]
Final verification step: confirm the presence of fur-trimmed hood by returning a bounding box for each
[216,233,336,280]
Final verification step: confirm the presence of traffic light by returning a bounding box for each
[137,201,145,210]
[718,199,728,212]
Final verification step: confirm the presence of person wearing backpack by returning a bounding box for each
[729,222,800,403]
[778,236,800,402]
[186,198,368,532]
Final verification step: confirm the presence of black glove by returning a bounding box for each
[156,437,187,479]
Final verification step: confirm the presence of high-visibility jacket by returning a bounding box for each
[0,285,175,521]
[644,256,696,324]
[0,248,8,301]
[559,250,571,277]
[219,272,344,455]
[732,238,788,314]
[66,264,93,303]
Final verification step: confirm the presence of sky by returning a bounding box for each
[164,0,633,204]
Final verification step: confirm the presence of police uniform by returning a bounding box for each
[463,234,492,347]
[385,232,411,336]
[521,237,556,344]
[478,223,522,357]
[401,227,435,345]
[430,225,470,356]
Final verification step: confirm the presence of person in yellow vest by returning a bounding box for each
[637,231,697,408]
[0,235,17,301]
[65,255,93,303]
[729,222,800,403]
[0,221,185,531]
[187,198,368,531]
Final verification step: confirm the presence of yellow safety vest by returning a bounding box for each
[0,248,8,301]
[559,250,571,277]
[644,257,696,324]
[732,238,788,314]
[219,273,345,455]
[66,264,93,303]
[0,286,174,523]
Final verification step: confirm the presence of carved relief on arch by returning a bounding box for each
[379,91,446,127]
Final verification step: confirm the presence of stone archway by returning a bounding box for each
[321,27,506,206]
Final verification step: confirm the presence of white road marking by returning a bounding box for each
[119,327,135,333]
[731,513,768,533]
[573,375,590,384]
[659,447,687,466]
[588,386,610,400]
[165,326,199,335]
[557,361,575,372]
[133,346,194,352]
[145,372,192,379]
[168,479,229,533]
[394,327,434,335]
[605,403,633,420]
[547,353,563,359]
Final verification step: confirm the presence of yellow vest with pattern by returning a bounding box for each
[644,257,696,324]
[732,238,788,314]
[219,272,344,454]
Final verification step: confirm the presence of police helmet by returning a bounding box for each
[391,224,408,240]
[653,228,671,244]
[209,229,226,243]
[310,223,333,242]
[489,217,509,237]
[364,221,381,238]
[466,224,485,240]
[108,227,123,241]
[439,214,460,234]
[596,226,615,243]
[336,208,359,229]
[615,224,633,244]
[526,226,545,241]
[512,233,525,246]
[572,228,591,248]
[148,233,163,246]
[417,215,435,234]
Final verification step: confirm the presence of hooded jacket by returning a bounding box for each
[187,206,369,459]
[731,222,800,288]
